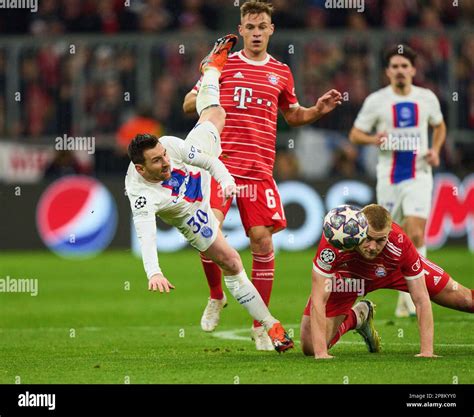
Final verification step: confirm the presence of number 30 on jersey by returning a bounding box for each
[187,209,209,234]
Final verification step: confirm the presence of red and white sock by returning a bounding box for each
[200,253,223,300]
[328,310,357,348]
[251,251,275,328]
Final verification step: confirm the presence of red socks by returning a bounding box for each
[200,254,223,300]
[251,251,275,328]
[328,309,357,348]
[471,290,474,313]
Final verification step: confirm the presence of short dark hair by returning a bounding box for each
[128,134,159,164]
[384,45,417,68]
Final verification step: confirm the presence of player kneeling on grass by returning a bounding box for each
[300,204,474,359]
[125,34,293,353]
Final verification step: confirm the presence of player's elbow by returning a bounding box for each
[348,127,359,144]
[411,291,430,309]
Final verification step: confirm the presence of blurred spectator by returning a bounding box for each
[0,0,471,180]
[331,141,359,178]
[274,148,300,181]
[43,150,84,179]
[116,105,162,154]
[271,0,305,29]
[139,0,173,33]
[91,78,125,134]
[457,35,474,128]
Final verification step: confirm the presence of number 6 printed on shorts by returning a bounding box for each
[265,188,276,209]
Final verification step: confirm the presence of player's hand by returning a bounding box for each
[425,149,440,167]
[314,89,343,116]
[373,132,387,146]
[415,352,441,358]
[148,273,175,293]
[314,352,334,359]
[221,184,237,205]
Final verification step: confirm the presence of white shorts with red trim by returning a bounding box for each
[376,174,433,222]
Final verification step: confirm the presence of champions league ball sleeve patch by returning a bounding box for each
[134,196,147,209]
[320,248,336,263]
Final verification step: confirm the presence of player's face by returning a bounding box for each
[137,144,171,182]
[356,226,391,259]
[386,55,416,90]
[239,13,274,57]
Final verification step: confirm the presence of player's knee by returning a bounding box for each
[212,106,226,128]
[251,234,273,254]
[408,230,424,248]
[460,293,473,313]
[301,342,314,356]
[300,318,314,356]
[218,106,226,120]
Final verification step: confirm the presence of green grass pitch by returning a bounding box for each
[0,248,473,384]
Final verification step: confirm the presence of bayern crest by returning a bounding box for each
[267,72,280,85]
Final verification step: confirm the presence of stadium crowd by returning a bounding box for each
[0,0,472,177]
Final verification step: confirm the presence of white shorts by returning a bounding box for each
[185,121,222,158]
[175,196,220,253]
[376,175,433,223]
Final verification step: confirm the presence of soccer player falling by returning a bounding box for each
[125,34,293,353]
[349,45,447,318]
[183,0,342,350]
[300,204,473,359]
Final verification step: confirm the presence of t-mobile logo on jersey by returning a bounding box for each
[234,87,272,110]
[234,86,253,109]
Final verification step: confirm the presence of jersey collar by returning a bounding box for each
[238,50,271,66]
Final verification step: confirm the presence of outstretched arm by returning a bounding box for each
[281,89,342,127]
[134,220,175,293]
[406,277,437,357]
[310,269,334,359]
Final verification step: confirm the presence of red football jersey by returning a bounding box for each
[312,223,425,283]
[193,50,299,180]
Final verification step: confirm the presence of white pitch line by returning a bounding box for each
[212,325,474,348]
[1,324,473,348]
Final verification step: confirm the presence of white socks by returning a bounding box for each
[196,68,221,115]
[352,302,369,329]
[224,269,278,330]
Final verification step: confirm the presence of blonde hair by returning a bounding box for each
[241,1,273,19]
[362,204,392,231]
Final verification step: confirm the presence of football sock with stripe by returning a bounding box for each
[199,253,224,300]
[251,251,275,328]
[328,308,359,349]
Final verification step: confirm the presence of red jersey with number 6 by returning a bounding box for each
[193,50,299,181]
[312,223,426,283]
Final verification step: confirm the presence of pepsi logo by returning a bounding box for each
[36,176,117,258]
